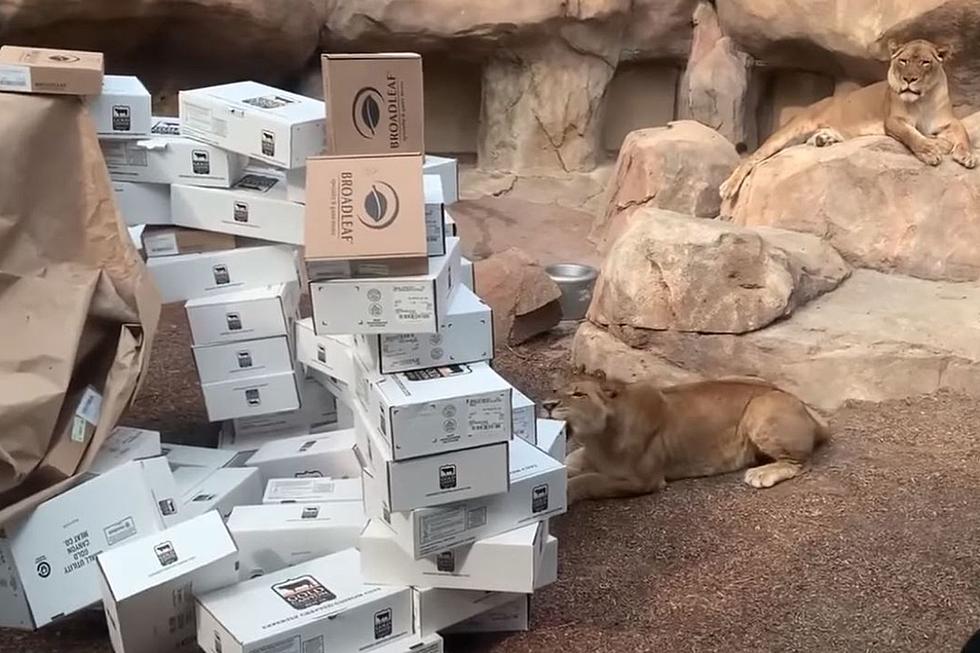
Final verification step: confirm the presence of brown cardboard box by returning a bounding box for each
[0,46,104,95]
[304,153,427,266]
[141,226,243,258]
[322,53,424,156]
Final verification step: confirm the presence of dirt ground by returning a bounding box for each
[2,306,980,653]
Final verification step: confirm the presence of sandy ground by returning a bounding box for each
[2,199,979,651]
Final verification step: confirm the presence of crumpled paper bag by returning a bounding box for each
[0,92,160,525]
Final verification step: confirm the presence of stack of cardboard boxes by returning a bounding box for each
[0,46,569,653]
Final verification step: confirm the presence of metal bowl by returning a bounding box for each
[546,263,598,321]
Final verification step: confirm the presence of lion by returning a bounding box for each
[548,373,829,505]
[719,39,976,206]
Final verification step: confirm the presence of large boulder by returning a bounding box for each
[727,112,980,282]
[574,270,980,411]
[588,210,849,334]
[591,121,739,249]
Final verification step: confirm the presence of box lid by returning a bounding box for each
[246,429,357,465]
[228,502,366,532]
[181,81,324,123]
[0,46,103,71]
[100,74,149,96]
[374,361,511,408]
[184,282,290,309]
[197,548,407,640]
[323,53,421,61]
[97,511,236,601]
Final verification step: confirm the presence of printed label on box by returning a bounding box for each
[0,65,31,91]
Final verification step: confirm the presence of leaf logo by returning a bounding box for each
[352,87,384,139]
[359,181,400,229]
[47,54,80,63]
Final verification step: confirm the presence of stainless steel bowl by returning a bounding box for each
[546,263,598,321]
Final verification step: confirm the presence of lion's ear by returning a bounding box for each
[935,44,951,61]
[888,40,902,59]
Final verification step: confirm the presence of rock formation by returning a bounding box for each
[587,210,849,334]
[727,112,980,282]
[591,121,739,249]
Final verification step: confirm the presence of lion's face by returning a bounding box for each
[887,39,949,103]
[550,376,619,440]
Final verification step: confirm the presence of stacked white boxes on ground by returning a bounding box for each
[0,46,567,653]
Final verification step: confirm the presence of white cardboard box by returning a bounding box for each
[245,429,360,482]
[113,181,172,227]
[460,256,474,292]
[97,511,240,653]
[202,371,301,422]
[359,520,546,592]
[311,238,461,335]
[102,116,248,187]
[182,468,264,521]
[146,245,299,304]
[171,171,304,245]
[423,156,458,205]
[513,389,537,445]
[88,75,151,139]
[354,284,493,374]
[358,406,509,512]
[221,377,346,449]
[295,318,356,386]
[355,360,512,461]
[179,81,326,169]
[262,477,362,505]
[193,336,294,385]
[443,210,457,238]
[413,537,556,637]
[186,282,300,346]
[536,419,566,462]
[1,458,181,629]
[377,634,444,653]
[195,549,413,653]
[228,503,367,579]
[88,427,162,475]
[413,589,518,638]
[306,365,354,410]
[161,443,239,495]
[367,438,566,558]
[424,174,446,257]
[446,596,531,633]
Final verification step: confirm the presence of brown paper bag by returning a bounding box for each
[0,92,161,525]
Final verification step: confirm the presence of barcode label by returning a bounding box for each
[70,416,88,443]
[0,65,31,91]
[76,387,103,426]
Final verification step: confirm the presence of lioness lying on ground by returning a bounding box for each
[720,39,975,206]
[549,374,829,505]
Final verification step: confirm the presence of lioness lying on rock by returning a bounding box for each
[549,373,828,505]
[720,38,975,206]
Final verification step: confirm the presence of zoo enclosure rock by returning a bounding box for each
[591,121,739,249]
[726,111,980,283]
[587,210,849,335]
[574,270,980,412]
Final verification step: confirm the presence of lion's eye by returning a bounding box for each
[570,391,585,398]
[923,61,931,68]
[899,59,908,66]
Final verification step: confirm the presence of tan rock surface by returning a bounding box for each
[727,112,980,282]
[679,2,757,152]
[574,269,980,411]
[588,210,849,334]
[474,248,563,345]
[592,121,739,249]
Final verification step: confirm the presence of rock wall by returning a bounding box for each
[9,1,980,181]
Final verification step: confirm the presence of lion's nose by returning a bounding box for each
[903,74,919,84]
